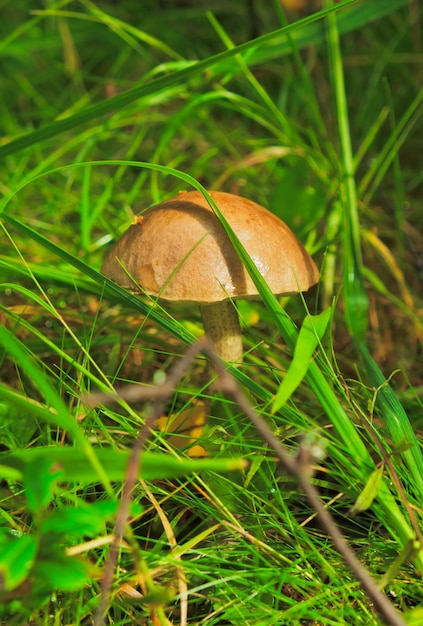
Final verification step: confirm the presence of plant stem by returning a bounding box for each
[200,300,243,363]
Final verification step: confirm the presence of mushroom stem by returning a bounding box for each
[200,300,243,364]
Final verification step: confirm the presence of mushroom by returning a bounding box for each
[101,190,319,363]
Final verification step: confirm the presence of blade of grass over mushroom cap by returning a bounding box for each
[1,169,261,406]
[101,188,319,364]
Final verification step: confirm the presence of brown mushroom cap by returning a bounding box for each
[102,190,319,304]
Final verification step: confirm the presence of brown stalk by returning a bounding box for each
[89,339,406,626]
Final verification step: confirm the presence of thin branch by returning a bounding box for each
[93,341,206,625]
[89,339,406,626]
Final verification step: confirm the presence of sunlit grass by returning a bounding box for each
[1,0,422,624]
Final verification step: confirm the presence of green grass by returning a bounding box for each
[1,0,423,624]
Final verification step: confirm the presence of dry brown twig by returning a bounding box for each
[87,338,406,626]
[91,341,205,625]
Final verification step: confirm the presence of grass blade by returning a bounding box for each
[272,308,332,413]
[0,326,113,494]
[0,0,383,160]
[0,446,245,483]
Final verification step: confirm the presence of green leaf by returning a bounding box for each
[40,500,121,536]
[350,466,384,515]
[0,531,38,591]
[404,606,423,626]
[0,465,21,481]
[142,585,176,607]
[272,308,332,413]
[0,446,246,484]
[33,555,93,593]
[24,458,65,515]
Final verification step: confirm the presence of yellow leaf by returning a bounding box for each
[156,401,207,457]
